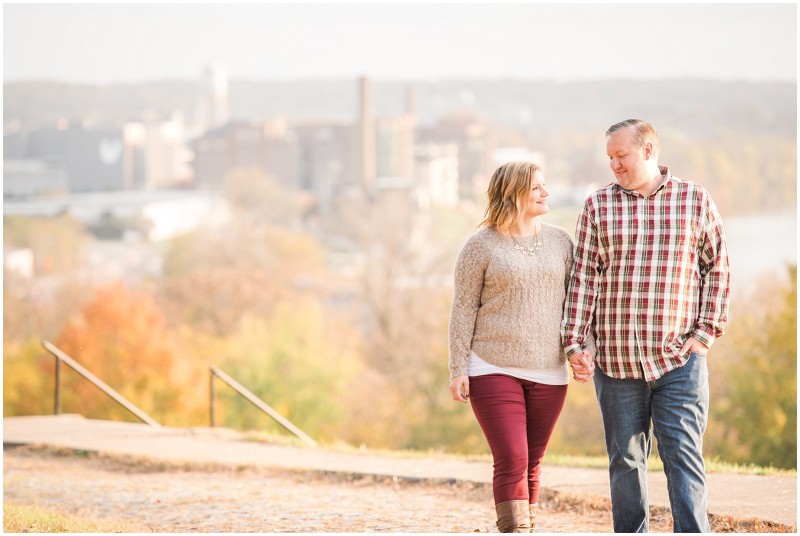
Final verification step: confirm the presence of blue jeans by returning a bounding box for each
[594,352,710,533]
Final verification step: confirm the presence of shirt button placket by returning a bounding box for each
[634,194,646,373]
[640,198,650,378]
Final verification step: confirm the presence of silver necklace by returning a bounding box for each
[511,227,542,256]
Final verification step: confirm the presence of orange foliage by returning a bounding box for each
[54,281,183,424]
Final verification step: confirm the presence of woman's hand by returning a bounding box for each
[568,351,595,383]
[449,375,470,403]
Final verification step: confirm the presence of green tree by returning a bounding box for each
[710,265,797,469]
[3,338,54,417]
[212,299,363,443]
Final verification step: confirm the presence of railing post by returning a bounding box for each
[54,355,61,415]
[210,366,317,447]
[210,368,216,428]
[42,340,161,428]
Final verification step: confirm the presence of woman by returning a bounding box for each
[448,161,594,532]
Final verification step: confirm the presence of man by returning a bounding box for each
[561,119,730,532]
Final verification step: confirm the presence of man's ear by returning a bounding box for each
[643,142,654,160]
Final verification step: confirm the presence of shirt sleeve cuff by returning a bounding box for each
[691,327,716,349]
[564,343,583,359]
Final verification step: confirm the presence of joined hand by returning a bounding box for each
[568,351,595,383]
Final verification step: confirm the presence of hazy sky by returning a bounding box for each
[4,3,797,84]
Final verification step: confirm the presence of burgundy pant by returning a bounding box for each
[469,373,567,505]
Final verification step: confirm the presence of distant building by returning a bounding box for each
[293,121,358,214]
[64,126,126,192]
[263,134,302,190]
[417,114,495,201]
[191,128,227,188]
[191,119,301,190]
[376,116,415,181]
[414,143,459,209]
[3,130,28,160]
[25,125,69,165]
[3,122,151,197]
[3,190,231,242]
[3,160,68,198]
[124,114,192,190]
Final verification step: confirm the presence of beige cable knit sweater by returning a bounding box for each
[448,223,575,380]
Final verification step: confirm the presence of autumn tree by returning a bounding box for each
[4,214,92,276]
[4,215,96,342]
[4,215,99,419]
[52,281,203,425]
[157,169,326,337]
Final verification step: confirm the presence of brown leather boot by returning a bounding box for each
[528,503,538,532]
[495,500,531,533]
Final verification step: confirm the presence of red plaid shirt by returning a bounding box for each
[561,167,730,380]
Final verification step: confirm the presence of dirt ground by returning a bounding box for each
[2,446,789,533]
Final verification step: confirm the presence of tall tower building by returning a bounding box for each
[359,76,376,198]
[196,63,230,134]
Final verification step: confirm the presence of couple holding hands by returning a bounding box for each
[448,119,730,533]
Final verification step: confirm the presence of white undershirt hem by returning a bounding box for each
[468,351,569,385]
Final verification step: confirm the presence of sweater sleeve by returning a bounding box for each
[448,233,489,379]
[564,233,575,292]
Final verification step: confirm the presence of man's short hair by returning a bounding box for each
[607,119,660,157]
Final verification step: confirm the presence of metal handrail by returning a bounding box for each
[42,340,161,428]
[209,366,317,447]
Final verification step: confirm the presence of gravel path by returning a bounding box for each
[4,446,619,533]
[8,446,790,533]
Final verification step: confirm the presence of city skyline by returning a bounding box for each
[4,3,797,84]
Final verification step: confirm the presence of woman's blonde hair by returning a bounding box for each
[479,161,540,236]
